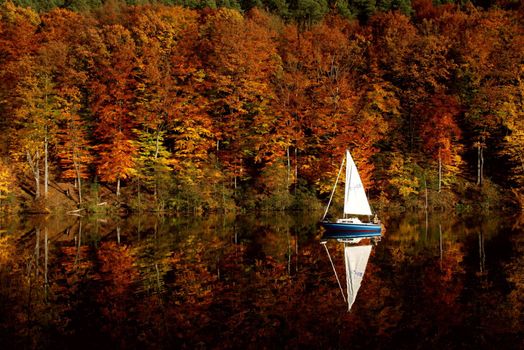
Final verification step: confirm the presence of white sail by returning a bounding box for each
[343,150,373,216]
[344,244,372,311]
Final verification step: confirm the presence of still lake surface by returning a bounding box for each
[0,210,522,349]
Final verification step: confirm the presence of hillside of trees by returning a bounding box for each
[0,0,522,214]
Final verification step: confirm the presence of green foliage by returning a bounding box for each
[289,0,328,29]
[255,161,294,210]
[348,0,375,22]
[376,0,412,15]
[335,0,353,19]
[64,0,103,11]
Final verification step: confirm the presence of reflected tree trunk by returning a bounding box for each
[287,231,291,275]
[295,234,299,273]
[35,228,40,278]
[75,220,82,268]
[155,263,161,291]
[425,209,429,241]
[439,224,443,270]
[44,226,48,299]
[479,230,485,274]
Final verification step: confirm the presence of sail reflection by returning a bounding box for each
[321,234,379,311]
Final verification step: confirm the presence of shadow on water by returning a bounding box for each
[0,210,522,349]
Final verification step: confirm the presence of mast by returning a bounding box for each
[321,154,345,221]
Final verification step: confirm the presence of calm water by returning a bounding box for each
[0,211,522,349]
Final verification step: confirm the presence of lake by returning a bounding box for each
[0,211,522,349]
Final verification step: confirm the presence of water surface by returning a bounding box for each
[0,211,522,349]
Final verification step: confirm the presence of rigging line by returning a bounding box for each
[322,241,347,304]
[321,154,346,221]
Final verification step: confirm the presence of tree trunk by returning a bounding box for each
[74,161,82,204]
[477,144,481,185]
[27,150,40,199]
[439,224,443,270]
[35,228,40,278]
[116,177,121,197]
[44,226,49,298]
[480,145,484,186]
[477,143,485,186]
[154,131,160,202]
[137,178,141,212]
[424,178,428,209]
[286,146,291,188]
[438,148,442,193]
[294,147,298,194]
[74,221,82,268]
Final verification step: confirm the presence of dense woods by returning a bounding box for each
[0,0,522,213]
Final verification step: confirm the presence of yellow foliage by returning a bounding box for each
[0,1,40,26]
[388,155,420,200]
[0,164,12,200]
[0,236,13,265]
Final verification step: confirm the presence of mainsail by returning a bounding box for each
[344,244,372,311]
[343,150,372,216]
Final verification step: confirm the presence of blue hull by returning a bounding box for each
[321,221,382,239]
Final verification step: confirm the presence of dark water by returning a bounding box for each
[0,211,522,349]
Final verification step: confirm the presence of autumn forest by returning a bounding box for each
[0,0,523,214]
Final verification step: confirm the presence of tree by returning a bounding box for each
[56,111,92,204]
[133,129,172,208]
[202,8,280,187]
[89,24,139,196]
[96,131,137,197]
[39,9,93,204]
[13,55,62,200]
[418,93,461,192]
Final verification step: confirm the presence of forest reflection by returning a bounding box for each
[0,211,522,349]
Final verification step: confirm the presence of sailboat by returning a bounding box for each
[321,239,376,311]
[320,149,382,238]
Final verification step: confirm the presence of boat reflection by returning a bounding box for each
[321,233,380,311]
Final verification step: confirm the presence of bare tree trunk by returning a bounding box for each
[424,178,428,210]
[438,149,442,193]
[480,145,484,186]
[27,150,40,199]
[286,146,291,188]
[74,161,82,204]
[439,224,443,271]
[116,177,121,197]
[154,131,160,203]
[479,230,485,274]
[75,220,82,268]
[477,143,481,185]
[476,140,485,186]
[294,147,298,194]
[35,228,40,278]
[44,226,48,299]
